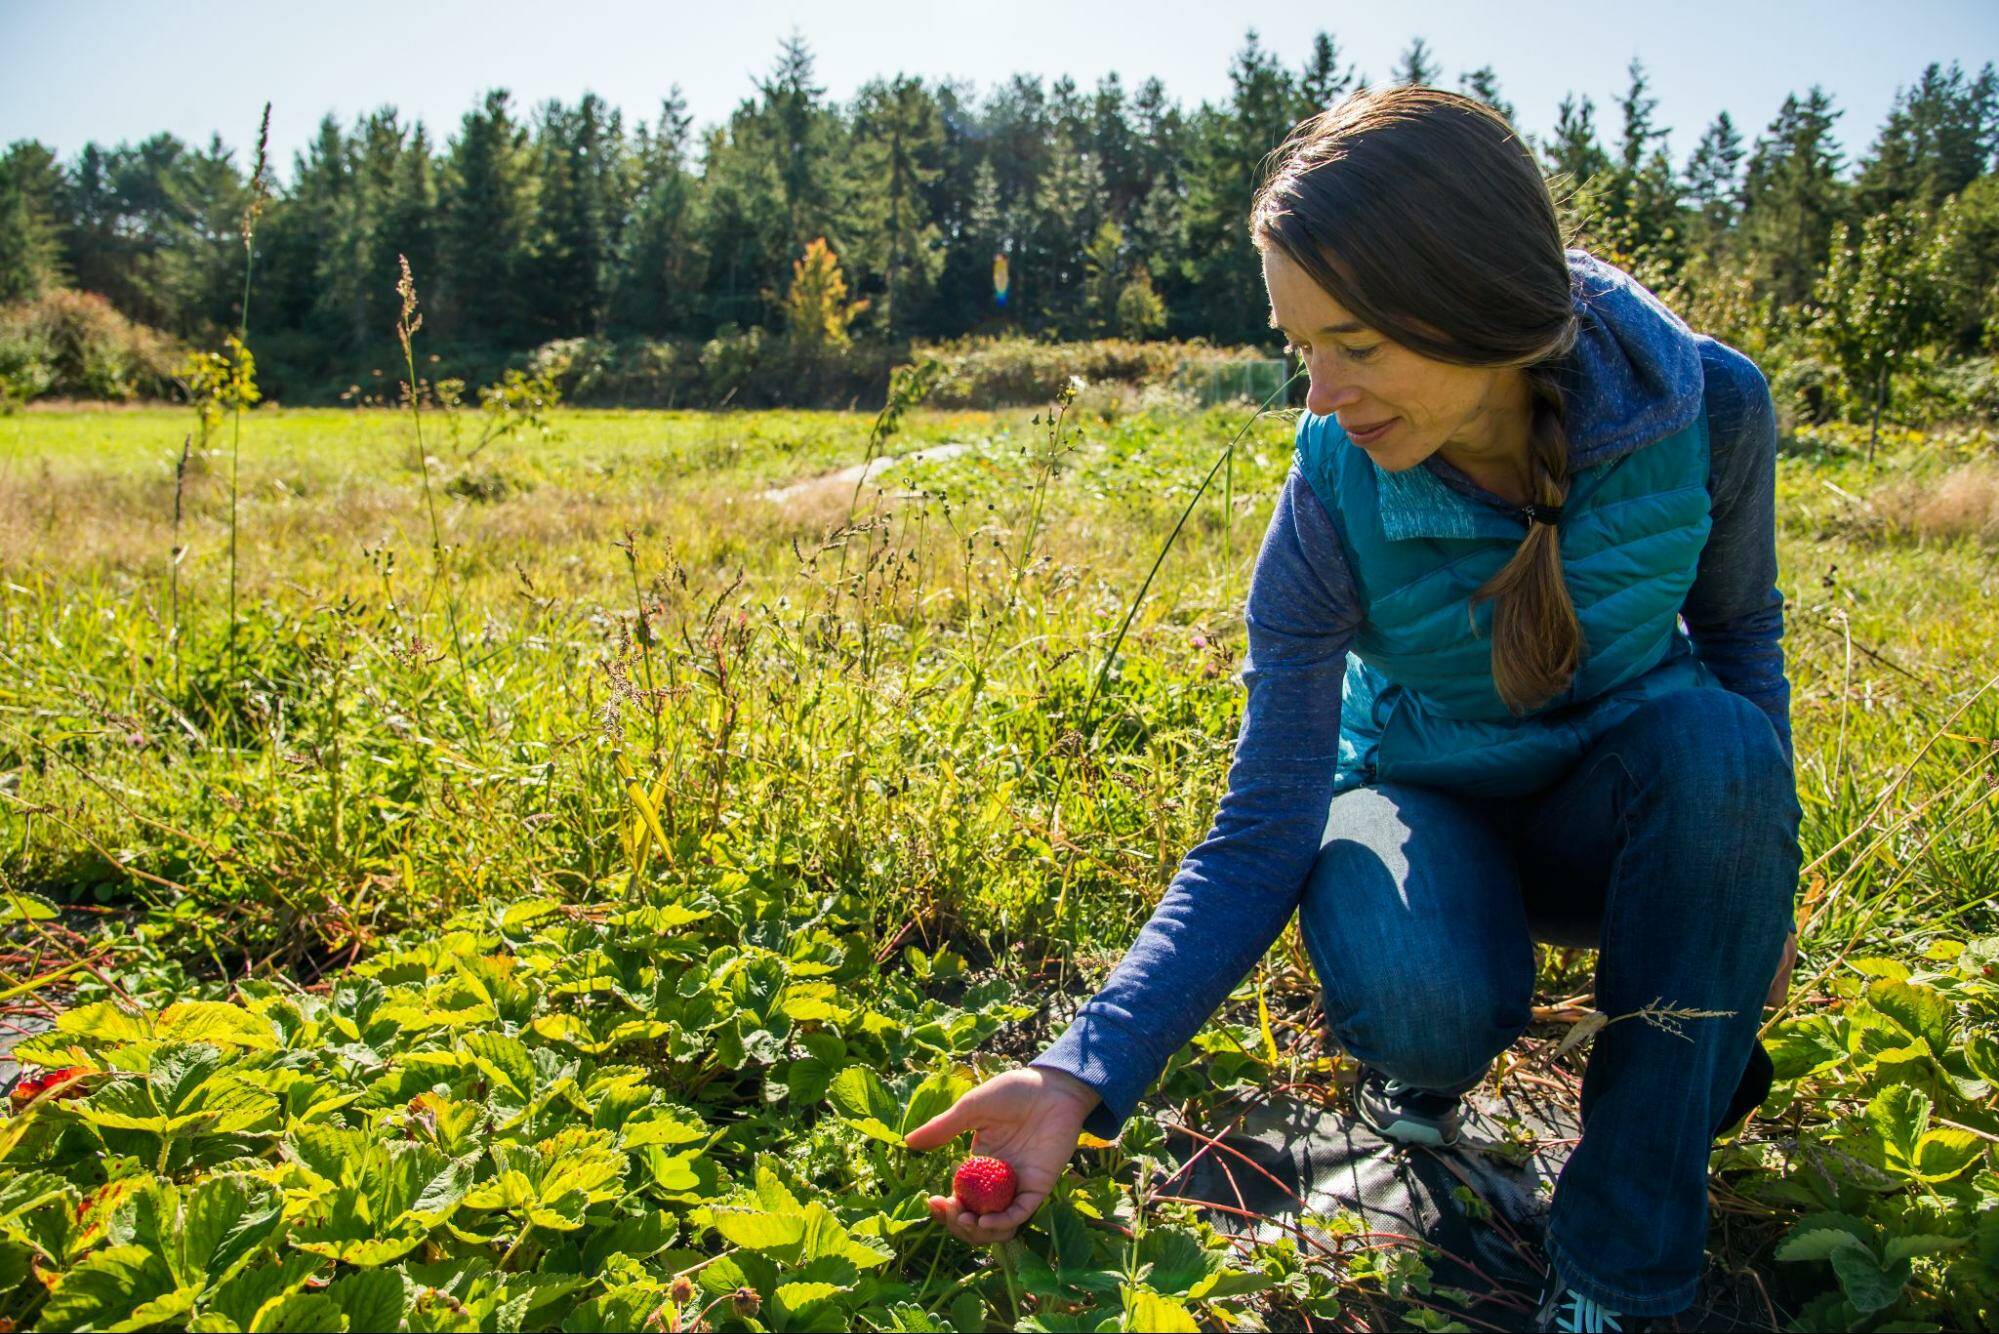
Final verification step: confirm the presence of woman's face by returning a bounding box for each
[1261,244,1532,484]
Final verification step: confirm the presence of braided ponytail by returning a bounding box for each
[1468,324,1584,715]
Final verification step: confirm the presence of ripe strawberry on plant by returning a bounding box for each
[952,1155,1017,1215]
[8,1066,87,1108]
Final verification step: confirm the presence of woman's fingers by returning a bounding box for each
[1766,931,1798,1008]
[928,1194,1002,1245]
[980,1188,1045,1236]
[924,1187,1046,1246]
[903,1094,977,1151]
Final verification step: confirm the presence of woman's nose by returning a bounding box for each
[1305,369,1363,419]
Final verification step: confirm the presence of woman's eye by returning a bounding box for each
[1345,345,1379,362]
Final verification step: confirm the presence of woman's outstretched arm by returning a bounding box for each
[1029,463,1361,1139]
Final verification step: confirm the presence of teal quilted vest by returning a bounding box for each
[1295,399,1724,800]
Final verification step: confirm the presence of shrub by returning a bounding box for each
[912,335,1271,408]
[1115,272,1168,340]
[527,336,701,407]
[0,288,180,401]
[1771,354,1842,430]
[699,323,767,406]
[0,318,54,407]
[1908,355,1999,427]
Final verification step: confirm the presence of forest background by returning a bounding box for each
[2,28,1997,425]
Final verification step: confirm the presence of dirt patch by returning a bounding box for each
[755,442,973,521]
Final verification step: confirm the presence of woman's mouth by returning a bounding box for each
[1346,417,1398,446]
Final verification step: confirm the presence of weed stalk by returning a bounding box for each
[394,254,472,691]
[225,103,272,669]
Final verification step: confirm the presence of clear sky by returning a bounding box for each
[3,0,1995,183]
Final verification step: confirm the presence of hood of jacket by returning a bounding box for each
[1554,247,1706,470]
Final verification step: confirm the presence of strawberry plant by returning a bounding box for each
[1748,939,1999,1329]
[0,864,1282,1332]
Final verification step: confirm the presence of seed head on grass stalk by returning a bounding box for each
[395,254,471,693]
[225,102,272,669]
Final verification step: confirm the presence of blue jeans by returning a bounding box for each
[1296,687,1802,1317]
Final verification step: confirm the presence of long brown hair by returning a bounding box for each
[1250,85,1584,717]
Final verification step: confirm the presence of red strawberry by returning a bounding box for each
[8,1067,87,1108]
[952,1155,1017,1216]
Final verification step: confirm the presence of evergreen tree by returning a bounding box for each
[1683,112,1746,251]
[1127,77,1189,320]
[57,133,238,335]
[699,33,847,329]
[1028,124,1105,335]
[1180,30,1299,342]
[344,107,408,350]
[1457,65,1516,127]
[922,77,999,336]
[1546,93,1612,185]
[1855,60,1999,213]
[1300,32,1360,114]
[978,75,1054,323]
[758,32,846,258]
[524,94,624,338]
[440,90,533,345]
[0,141,67,301]
[1394,37,1441,87]
[850,75,945,338]
[1090,73,1144,221]
[380,124,439,339]
[1602,58,1684,271]
[183,132,253,334]
[1741,87,1849,308]
[611,92,700,336]
[258,117,343,348]
[1614,58,1668,174]
[963,157,1010,325]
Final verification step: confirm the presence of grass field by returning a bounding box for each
[1,395,1996,1331]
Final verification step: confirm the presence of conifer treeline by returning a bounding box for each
[1,32,1995,390]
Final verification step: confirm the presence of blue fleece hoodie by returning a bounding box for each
[1034,250,1793,1140]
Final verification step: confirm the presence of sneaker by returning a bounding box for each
[1534,1273,1676,1332]
[1351,1064,1465,1148]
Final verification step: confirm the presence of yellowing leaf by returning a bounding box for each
[157,1001,279,1051]
[1123,1287,1200,1332]
[776,1280,846,1311]
[1909,1128,1986,1183]
[708,1208,805,1251]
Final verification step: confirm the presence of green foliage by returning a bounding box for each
[10,44,1999,421]
[0,872,1291,1331]
[177,335,261,435]
[1760,941,1999,1329]
[0,288,181,401]
[1807,197,1966,441]
[1115,272,1169,340]
[0,139,65,304]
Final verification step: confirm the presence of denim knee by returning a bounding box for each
[1302,899,1533,1092]
[1323,982,1528,1092]
[1301,785,1535,1093]
[1592,688,1802,955]
[1607,696,1799,808]
[1608,688,1801,838]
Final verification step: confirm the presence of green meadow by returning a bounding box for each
[1,397,1996,1330]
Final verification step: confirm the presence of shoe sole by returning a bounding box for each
[1361,1111,1460,1149]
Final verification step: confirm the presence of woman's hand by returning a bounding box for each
[902,1065,1103,1246]
[1766,926,1798,1008]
